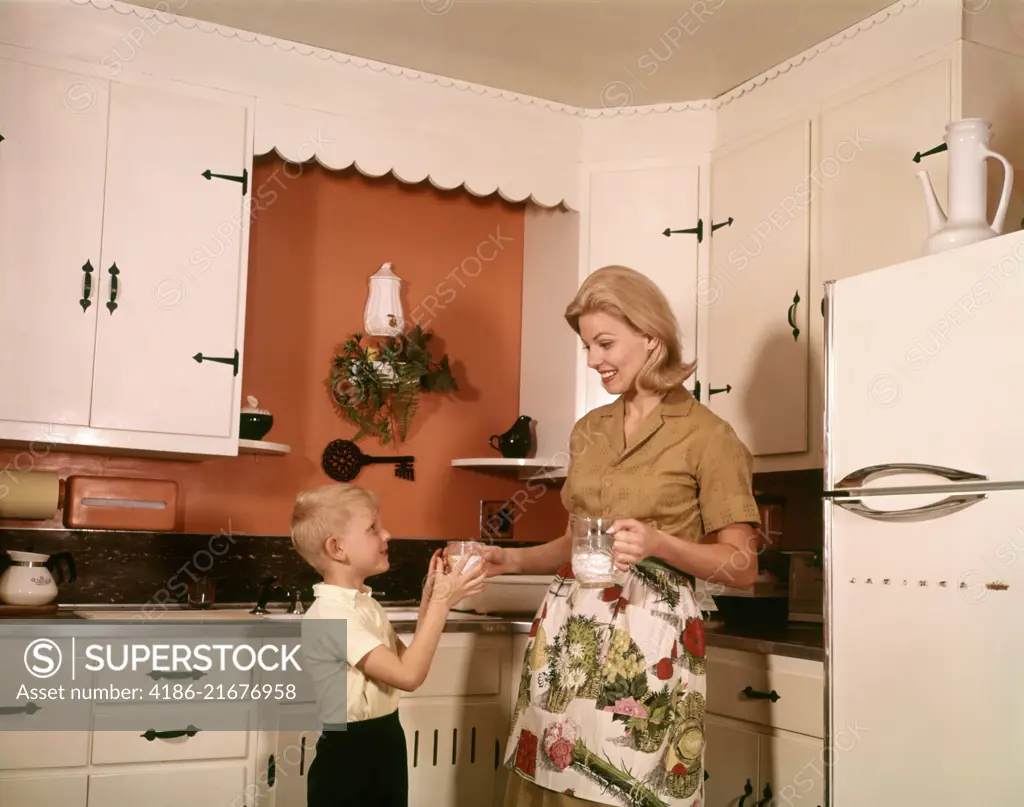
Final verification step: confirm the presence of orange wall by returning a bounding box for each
[0,158,567,540]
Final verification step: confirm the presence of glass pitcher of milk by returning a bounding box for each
[570,516,622,586]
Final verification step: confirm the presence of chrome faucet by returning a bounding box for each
[251,576,306,615]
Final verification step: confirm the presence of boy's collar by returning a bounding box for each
[313,581,373,603]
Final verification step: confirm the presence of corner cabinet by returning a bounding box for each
[519,164,701,465]
[0,51,254,458]
[707,119,811,457]
[584,165,701,412]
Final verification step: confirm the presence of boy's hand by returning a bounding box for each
[427,554,487,610]
[419,550,443,617]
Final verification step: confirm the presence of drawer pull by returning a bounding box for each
[0,702,41,715]
[300,736,306,775]
[742,686,780,702]
[738,778,754,806]
[757,782,772,806]
[267,753,276,787]
[146,669,205,681]
[140,724,199,742]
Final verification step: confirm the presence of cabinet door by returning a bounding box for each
[585,165,700,412]
[0,774,88,807]
[817,60,951,288]
[400,700,506,807]
[708,120,811,456]
[758,732,824,807]
[0,58,108,426]
[257,702,321,807]
[90,80,249,438]
[87,764,249,807]
[704,715,760,807]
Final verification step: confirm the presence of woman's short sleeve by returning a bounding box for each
[695,423,761,535]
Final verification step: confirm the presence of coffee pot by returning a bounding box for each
[489,415,534,459]
[0,550,76,606]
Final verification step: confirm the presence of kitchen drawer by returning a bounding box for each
[90,702,251,764]
[394,633,503,699]
[0,773,88,807]
[0,730,89,770]
[87,763,248,807]
[91,638,254,698]
[706,647,824,738]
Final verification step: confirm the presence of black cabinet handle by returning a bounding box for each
[268,753,276,787]
[742,686,780,702]
[300,736,306,775]
[787,290,801,340]
[146,669,205,680]
[738,778,754,806]
[0,702,41,716]
[709,384,732,397]
[756,782,772,806]
[80,260,93,312]
[106,263,120,314]
[140,725,199,741]
[193,349,239,377]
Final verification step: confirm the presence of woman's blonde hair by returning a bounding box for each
[564,265,695,394]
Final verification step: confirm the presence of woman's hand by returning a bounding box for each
[479,544,521,577]
[608,519,664,572]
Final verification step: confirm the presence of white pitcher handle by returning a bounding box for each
[980,145,1014,234]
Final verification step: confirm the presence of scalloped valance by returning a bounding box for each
[254,100,583,210]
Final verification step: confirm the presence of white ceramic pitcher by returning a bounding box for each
[915,118,1014,255]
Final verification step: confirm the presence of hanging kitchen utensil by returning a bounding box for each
[321,439,415,482]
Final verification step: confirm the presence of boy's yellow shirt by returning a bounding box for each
[302,582,401,723]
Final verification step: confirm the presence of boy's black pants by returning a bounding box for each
[307,710,408,807]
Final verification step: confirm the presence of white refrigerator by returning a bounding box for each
[823,230,1024,805]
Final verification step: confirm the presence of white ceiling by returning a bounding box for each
[124,0,898,107]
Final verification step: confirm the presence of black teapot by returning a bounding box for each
[489,415,534,459]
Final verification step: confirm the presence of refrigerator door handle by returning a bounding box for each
[835,462,988,489]
[835,493,986,521]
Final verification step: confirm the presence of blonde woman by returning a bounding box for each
[483,265,761,807]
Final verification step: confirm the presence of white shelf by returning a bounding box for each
[238,439,291,456]
[451,457,567,483]
[451,457,561,470]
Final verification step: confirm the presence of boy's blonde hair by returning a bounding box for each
[564,265,696,394]
[290,483,379,572]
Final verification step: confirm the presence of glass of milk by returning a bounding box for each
[570,516,621,586]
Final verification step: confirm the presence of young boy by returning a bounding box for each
[290,483,486,807]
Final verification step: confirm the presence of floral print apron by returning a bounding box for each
[504,560,708,807]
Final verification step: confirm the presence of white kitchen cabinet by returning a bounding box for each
[704,714,760,806]
[0,49,253,458]
[0,774,88,806]
[705,647,825,807]
[518,165,701,468]
[585,165,701,412]
[758,731,825,807]
[707,119,811,457]
[89,80,250,441]
[816,59,951,290]
[86,764,250,807]
[0,57,108,428]
[748,55,954,473]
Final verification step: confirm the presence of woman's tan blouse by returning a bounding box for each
[560,387,761,542]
